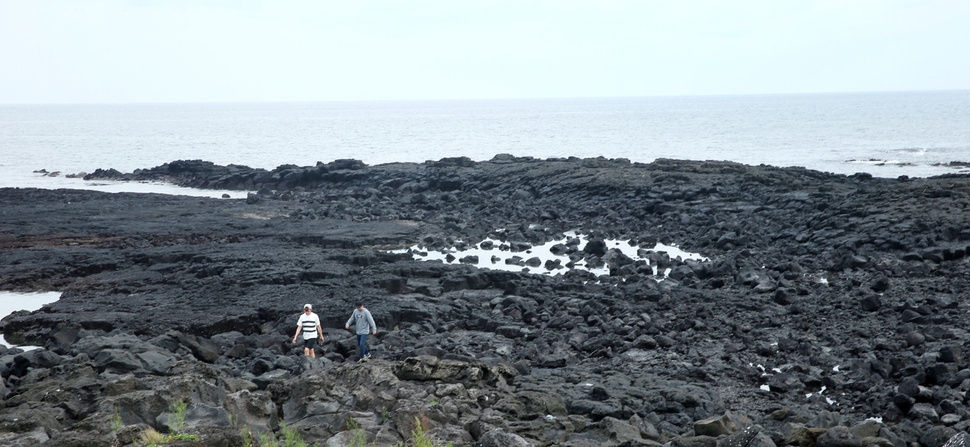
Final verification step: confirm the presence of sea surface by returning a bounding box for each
[1,91,969,198]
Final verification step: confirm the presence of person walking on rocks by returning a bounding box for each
[345,302,377,362]
[292,303,323,358]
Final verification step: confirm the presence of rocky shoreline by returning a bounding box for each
[2,156,969,447]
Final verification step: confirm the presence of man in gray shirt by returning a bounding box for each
[345,302,377,362]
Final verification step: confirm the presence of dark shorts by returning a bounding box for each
[303,338,317,349]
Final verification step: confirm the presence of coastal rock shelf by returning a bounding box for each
[1,156,969,446]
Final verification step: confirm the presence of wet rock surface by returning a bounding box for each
[1,156,970,446]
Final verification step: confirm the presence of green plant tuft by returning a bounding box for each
[281,423,308,447]
[409,416,451,447]
[258,431,280,447]
[240,426,253,447]
[258,423,308,447]
[110,412,123,432]
[411,419,431,447]
[138,426,199,447]
[347,417,366,447]
[169,398,189,434]
[140,427,165,446]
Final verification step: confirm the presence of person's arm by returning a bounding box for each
[366,311,377,335]
[345,312,355,330]
[292,319,302,343]
[315,315,323,340]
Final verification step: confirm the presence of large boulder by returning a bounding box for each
[94,349,148,374]
[790,427,828,447]
[695,411,748,437]
[173,331,221,363]
[920,427,959,447]
[908,403,940,423]
[71,333,180,374]
[941,433,970,447]
[600,416,645,444]
[478,429,532,447]
[631,414,661,441]
[583,239,608,257]
[848,420,882,439]
[225,390,278,432]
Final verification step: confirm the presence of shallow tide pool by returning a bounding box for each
[391,231,707,279]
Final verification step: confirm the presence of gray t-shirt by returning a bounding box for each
[346,308,376,335]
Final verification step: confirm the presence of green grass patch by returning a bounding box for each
[257,423,308,447]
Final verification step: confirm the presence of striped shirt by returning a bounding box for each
[297,312,321,339]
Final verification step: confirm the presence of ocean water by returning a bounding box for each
[1,91,969,197]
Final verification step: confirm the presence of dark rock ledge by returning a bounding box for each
[0,156,969,446]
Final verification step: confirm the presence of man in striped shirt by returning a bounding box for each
[292,303,323,358]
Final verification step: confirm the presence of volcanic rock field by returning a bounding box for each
[1,156,970,447]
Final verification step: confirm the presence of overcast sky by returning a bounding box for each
[1,0,968,104]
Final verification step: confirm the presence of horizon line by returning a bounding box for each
[2,88,968,107]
